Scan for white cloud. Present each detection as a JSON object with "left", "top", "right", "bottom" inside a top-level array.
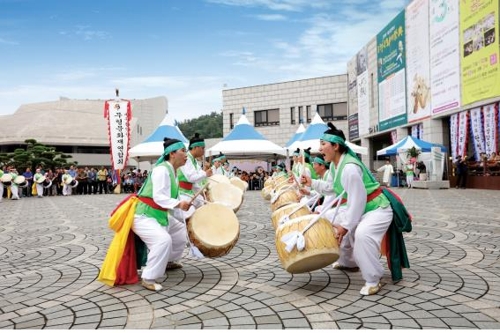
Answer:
[
  {"left": 206, "top": 0, "right": 331, "bottom": 11},
  {"left": 254, "top": 14, "right": 287, "bottom": 21}
]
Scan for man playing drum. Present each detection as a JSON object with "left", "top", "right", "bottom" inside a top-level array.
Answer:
[
  {"left": 173, "top": 133, "right": 213, "bottom": 270},
  {"left": 34, "top": 168, "right": 45, "bottom": 198},
  {"left": 300, "top": 123, "right": 393, "bottom": 296},
  {"left": 178, "top": 133, "right": 213, "bottom": 209},
  {"left": 133, "top": 137, "right": 192, "bottom": 291},
  {"left": 8, "top": 166, "right": 21, "bottom": 200}
]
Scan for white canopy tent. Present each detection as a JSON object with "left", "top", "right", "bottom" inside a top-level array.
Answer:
[
  {"left": 206, "top": 113, "right": 287, "bottom": 160},
  {"left": 128, "top": 113, "right": 188, "bottom": 160},
  {"left": 287, "top": 113, "right": 368, "bottom": 155}
]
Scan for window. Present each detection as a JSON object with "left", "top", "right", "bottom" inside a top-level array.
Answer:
[
  {"left": 298, "top": 106, "right": 303, "bottom": 124},
  {"left": 254, "top": 109, "right": 280, "bottom": 127},
  {"left": 230, "top": 113, "right": 234, "bottom": 129},
  {"left": 306, "top": 105, "right": 311, "bottom": 123},
  {"left": 290, "top": 107, "right": 295, "bottom": 125},
  {"left": 317, "top": 103, "right": 348, "bottom": 121}
]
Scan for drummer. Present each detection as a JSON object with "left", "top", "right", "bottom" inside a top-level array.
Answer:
[
  {"left": 0, "top": 168, "right": 4, "bottom": 202},
  {"left": 300, "top": 123, "right": 393, "bottom": 296},
  {"left": 33, "top": 168, "right": 45, "bottom": 198},
  {"left": 133, "top": 137, "right": 192, "bottom": 291},
  {"left": 8, "top": 166, "right": 20, "bottom": 200},
  {"left": 62, "top": 170, "right": 72, "bottom": 196},
  {"left": 178, "top": 132, "right": 213, "bottom": 209},
  {"left": 300, "top": 155, "right": 334, "bottom": 215},
  {"left": 211, "top": 153, "right": 226, "bottom": 175}
]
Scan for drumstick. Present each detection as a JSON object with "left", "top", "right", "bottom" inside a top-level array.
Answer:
[
  {"left": 188, "top": 182, "right": 210, "bottom": 205},
  {"left": 185, "top": 193, "right": 211, "bottom": 204}
]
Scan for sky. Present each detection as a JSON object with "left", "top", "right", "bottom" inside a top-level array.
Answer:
[{"left": 0, "top": 0, "right": 411, "bottom": 122}]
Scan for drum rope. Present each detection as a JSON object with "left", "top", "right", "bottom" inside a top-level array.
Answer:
[
  {"left": 281, "top": 190, "right": 345, "bottom": 253},
  {"left": 277, "top": 191, "right": 321, "bottom": 227}
]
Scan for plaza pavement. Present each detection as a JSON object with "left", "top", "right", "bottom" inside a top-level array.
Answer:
[{"left": 0, "top": 187, "right": 499, "bottom": 329}]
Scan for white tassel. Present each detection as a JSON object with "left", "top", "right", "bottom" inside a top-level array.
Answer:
[{"left": 188, "top": 243, "right": 205, "bottom": 259}]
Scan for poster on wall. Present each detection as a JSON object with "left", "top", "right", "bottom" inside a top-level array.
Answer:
[
  {"left": 377, "top": 10, "right": 407, "bottom": 131},
  {"left": 406, "top": 0, "right": 431, "bottom": 123},
  {"left": 430, "top": 0, "right": 460, "bottom": 114},
  {"left": 347, "top": 56, "right": 358, "bottom": 117},
  {"left": 357, "top": 46, "right": 370, "bottom": 136},
  {"left": 460, "top": 0, "right": 500, "bottom": 105},
  {"left": 348, "top": 113, "right": 359, "bottom": 141}
]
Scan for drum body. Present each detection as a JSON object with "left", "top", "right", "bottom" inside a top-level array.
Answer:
[
  {"left": 206, "top": 182, "right": 243, "bottom": 213},
  {"left": 275, "top": 215, "right": 339, "bottom": 274},
  {"left": 270, "top": 187, "right": 299, "bottom": 211},
  {"left": 271, "top": 203, "right": 310, "bottom": 230},
  {"left": 43, "top": 179, "right": 53, "bottom": 189},
  {"left": 187, "top": 203, "right": 240, "bottom": 257},
  {"left": 261, "top": 185, "right": 273, "bottom": 201}
]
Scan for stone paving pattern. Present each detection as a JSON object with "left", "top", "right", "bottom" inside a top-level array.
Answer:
[{"left": 0, "top": 188, "right": 499, "bottom": 329}]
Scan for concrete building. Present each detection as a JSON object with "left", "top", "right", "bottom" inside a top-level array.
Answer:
[
  {"left": 0, "top": 96, "right": 167, "bottom": 168},
  {"left": 221, "top": 75, "right": 349, "bottom": 149}
]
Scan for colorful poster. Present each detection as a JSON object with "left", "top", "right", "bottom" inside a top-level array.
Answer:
[
  {"left": 347, "top": 55, "right": 358, "bottom": 117},
  {"left": 406, "top": 0, "right": 431, "bottom": 122},
  {"left": 483, "top": 103, "right": 498, "bottom": 155},
  {"left": 430, "top": 0, "right": 460, "bottom": 114},
  {"left": 377, "top": 10, "right": 407, "bottom": 131},
  {"left": 104, "top": 100, "right": 132, "bottom": 171},
  {"left": 460, "top": 0, "right": 500, "bottom": 105},
  {"left": 357, "top": 46, "right": 370, "bottom": 136},
  {"left": 348, "top": 113, "right": 359, "bottom": 141}
]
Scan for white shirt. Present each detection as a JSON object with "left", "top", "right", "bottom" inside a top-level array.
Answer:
[
  {"left": 311, "top": 158, "right": 367, "bottom": 231},
  {"left": 178, "top": 153, "right": 207, "bottom": 192}
]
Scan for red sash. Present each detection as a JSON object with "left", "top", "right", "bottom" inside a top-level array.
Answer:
[
  {"left": 137, "top": 196, "right": 169, "bottom": 211},
  {"left": 340, "top": 187, "right": 383, "bottom": 205},
  {"left": 179, "top": 181, "right": 193, "bottom": 190}
]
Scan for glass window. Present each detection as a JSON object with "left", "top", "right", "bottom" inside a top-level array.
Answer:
[
  {"left": 254, "top": 109, "right": 280, "bottom": 127},
  {"left": 306, "top": 105, "right": 311, "bottom": 123},
  {"left": 290, "top": 107, "right": 295, "bottom": 125},
  {"left": 230, "top": 113, "right": 234, "bottom": 129},
  {"left": 298, "top": 106, "right": 303, "bottom": 123}
]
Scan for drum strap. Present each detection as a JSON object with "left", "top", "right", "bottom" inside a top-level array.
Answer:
[
  {"left": 179, "top": 181, "right": 193, "bottom": 190},
  {"left": 137, "top": 197, "right": 169, "bottom": 211},
  {"left": 339, "top": 187, "right": 382, "bottom": 205}
]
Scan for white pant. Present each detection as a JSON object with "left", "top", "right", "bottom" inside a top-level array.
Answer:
[
  {"left": 0, "top": 184, "right": 3, "bottom": 201},
  {"left": 334, "top": 206, "right": 393, "bottom": 285},
  {"left": 36, "top": 183, "right": 44, "bottom": 197},
  {"left": 63, "top": 184, "right": 72, "bottom": 196},
  {"left": 10, "top": 185, "right": 19, "bottom": 199},
  {"left": 406, "top": 175, "right": 414, "bottom": 187},
  {"left": 132, "top": 213, "right": 187, "bottom": 280}
]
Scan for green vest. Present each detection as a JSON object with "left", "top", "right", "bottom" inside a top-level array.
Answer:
[
  {"left": 333, "top": 154, "right": 390, "bottom": 214},
  {"left": 305, "top": 162, "right": 318, "bottom": 180},
  {"left": 177, "top": 152, "right": 198, "bottom": 196},
  {"left": 0, "top": 170, "right": 3, "bottom": 178},
  {"left": 136, "top": 162, "right": 179, "bottom": 227}
]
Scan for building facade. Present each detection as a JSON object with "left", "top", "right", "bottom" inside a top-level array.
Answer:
[
  {"left": 0, "top": 96, "right": 168, "bottom": 168},
  {"left": 222, "top": 75, "right": 349, "bottom": 149}
]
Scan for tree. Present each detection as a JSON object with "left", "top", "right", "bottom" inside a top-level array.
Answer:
[
  {"left": 0, "top": 139, "right": 76, "bottom": 171},
  {"left": 178, "top": 111, "right": 223, "bottom": 139}
]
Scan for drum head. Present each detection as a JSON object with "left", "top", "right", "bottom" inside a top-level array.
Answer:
[
  {"left": 36, "top": 175, "right": 46, "bottom": 183},
  {"left": 207, "top": 174, "right": 230, "bottom": 190},
  {"left": 188, "top": 203, "right": 239, "bottom": 257},
  {"left": 229, "top": 177, "right": 248, "bottom": 192},
  {"left": 14, "top": 175, "right": 26, "bottom": 185},
  {"left": 207, "top": 182, "right": 243, "bottom": 212},
  {"left": 1, "top": 174, "right": 13, "bottom": 183}
]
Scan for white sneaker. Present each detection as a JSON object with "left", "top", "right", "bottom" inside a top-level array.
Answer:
[{"left": 360, "top": 282, "right": 382, "bottom": 296}]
